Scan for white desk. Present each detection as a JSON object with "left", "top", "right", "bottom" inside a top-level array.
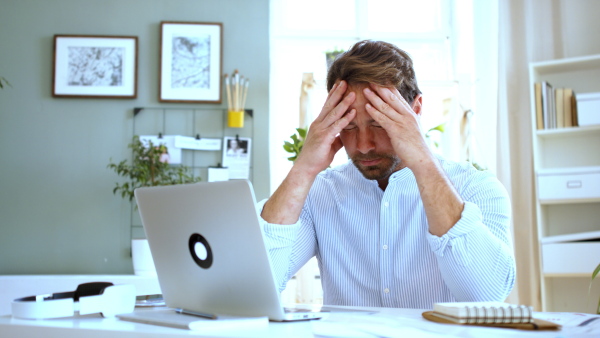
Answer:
[{"left": 0, "top": 307, "right": 597, "bottom": 338}]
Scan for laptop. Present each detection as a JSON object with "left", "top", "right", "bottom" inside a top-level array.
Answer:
[{"left": 132, "top": 179, "right": 326, "bottom": 321}]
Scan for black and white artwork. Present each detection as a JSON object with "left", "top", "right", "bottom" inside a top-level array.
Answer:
[
  {"left": 160, "top": 22, "right": 222, "bottom": 103},
  {"left": 171, "top": 36, "right": 211, "bottom": 89},
  {"left": 68, "top": 46, "right": 124, "bottom": 86},
  {"left": 53, "top": 35, "right": 138, "bottom": 98}
]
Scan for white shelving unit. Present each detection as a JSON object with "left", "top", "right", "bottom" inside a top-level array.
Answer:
[{"left": 529, "top": 55, "right": 600, "bottom": 312}]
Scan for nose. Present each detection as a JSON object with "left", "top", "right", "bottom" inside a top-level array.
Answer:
[{"left": 356, "top": 127, "right": 375, "bottom": 154}]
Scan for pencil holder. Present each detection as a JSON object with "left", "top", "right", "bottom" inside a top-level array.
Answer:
[{"left": 228, "top": 110, "right": 244, "bottom": 128}]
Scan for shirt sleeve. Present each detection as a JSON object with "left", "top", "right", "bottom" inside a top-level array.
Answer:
[
  {"left": 426, "top": 172, "right": 516, "bottom": 302},
  {"left": 256, "top": 198, "right": 316, "bottom": 292}
]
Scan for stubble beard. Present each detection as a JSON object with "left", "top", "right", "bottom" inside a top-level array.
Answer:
[{"left": 350, "top": 152, "right": 402, "bottom": 181}]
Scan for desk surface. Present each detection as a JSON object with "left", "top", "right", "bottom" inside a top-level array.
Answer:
[{"left": 1, "top": 306, "right": 598, "bottom": 338}]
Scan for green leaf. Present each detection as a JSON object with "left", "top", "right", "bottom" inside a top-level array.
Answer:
[
  {"left": 283, "top": 142, "right": 294, "bottom": 152},
  {"left": 592, "top": 263, "right": 600, "bottom": 280},
  {"left": 282, "top": 128, "right": 306, "bottom": 163},
  {"left": 297, "top": 127, "right": 307, "bottom": 139},
  {"left": 430, "top": 123, "right": 445, "bottom": 133}
]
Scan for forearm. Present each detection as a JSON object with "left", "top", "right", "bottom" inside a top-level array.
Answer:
[
  {"left": 411, "top": 156, "right": 464, "bottom": 236},
  {"left": 428, "top": 198, "right": 515, "bottom": 301},
  {"left": 261, "top": 165, "right": 318, "bottom": 225},
  {"left": 433, "top": 223, "right": 515, "bottom": 300},
  {"left": 258, "top": 199, "right": 317, "bottom": 292}
]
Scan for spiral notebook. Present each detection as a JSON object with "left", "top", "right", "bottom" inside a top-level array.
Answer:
[{"left": 422, "top": 302, "right": 561, "bottom": 331}]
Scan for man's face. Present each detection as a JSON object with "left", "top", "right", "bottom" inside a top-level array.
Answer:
[{"left": 339, "top": 84, "right": 402, "bottom": 181}]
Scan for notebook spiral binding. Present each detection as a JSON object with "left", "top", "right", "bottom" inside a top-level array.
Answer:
[{"left": 464, "top": 305, "right": 533, "bottom": 324}]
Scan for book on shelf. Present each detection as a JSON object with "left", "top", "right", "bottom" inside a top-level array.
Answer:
[
  {"left": 549, "top": 84, "right": 556, "bottom": 128},
  {"left": 541, "top": 81, "right": 553, "bottom": 129},
  {"left": 571, "top": 89, "right": 579, "bottom": 126},
  {"left": 563, "top": 88, "right": 574, "bottom": 127},
  {"left": 534, "top": 81, "right": 579, "bottom": 129},
  {"left": 534, "top": 82, "right": 544, "bottom": 129},
  {"left": 555, "top": 87, "right": 565, "bottom": 128},
  {"left": 422, "top": 301, "right": 561, "bottom": 331}
]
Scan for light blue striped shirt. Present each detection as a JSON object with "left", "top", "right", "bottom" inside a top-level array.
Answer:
[{"left": 258, "top": 157, "right": 515, "bottom": 309}]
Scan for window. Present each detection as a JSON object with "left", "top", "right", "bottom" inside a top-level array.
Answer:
[{"left": 270, "top": 0, "right": 462, "bottom": 191}]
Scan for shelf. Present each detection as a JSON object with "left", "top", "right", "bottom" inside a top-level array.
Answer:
[
  {"left": 543, "top": 273, "right": 593, "bottom": 278},
  {"left": 530, "top": 54, "right": 600, "bottom": 312},
  {"left": 536, "top": 124, "right": 600, "bottom": 138},
  {"left": 541, "top": 230, "right": 600, "bottom": 244},
  {"left": 540, "top": 197, "right": 600, "bottom": 205},
  {"left": 537, "top": 165, "right": 600, "bottom": 175},
  {"left": 531, "top": 54, "right": 600, "bottom": 75}
]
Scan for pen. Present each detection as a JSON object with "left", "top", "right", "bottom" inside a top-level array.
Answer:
[{"left": 175, "top": 308, "right": 219, "bottom": 320}]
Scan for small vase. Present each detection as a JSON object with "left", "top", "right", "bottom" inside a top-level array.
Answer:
[{"left": 131, "top": 239, "right": 157, "bottom": 277}]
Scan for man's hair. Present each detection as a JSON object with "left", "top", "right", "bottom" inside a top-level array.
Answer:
[{"left": 326, "top": 40, "right": 421, "bottom": 104}]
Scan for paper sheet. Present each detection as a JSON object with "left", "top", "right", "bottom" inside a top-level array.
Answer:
[
  {"left": 174, "top": 136, "right": 221, "bottom": 151},
  {"left": 222, "top": 136, "right": 251, "bottom": 179},
  {"left": 208, "top": 167, "right": 229, "bottom": 182}
]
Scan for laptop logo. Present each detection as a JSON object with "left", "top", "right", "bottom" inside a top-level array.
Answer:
[{"left": 188, "top": 233, "right": 213, "bottom": 269}]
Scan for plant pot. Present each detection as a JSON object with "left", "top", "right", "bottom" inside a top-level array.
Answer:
[{"left": 131, "top": 239, "right": 157, "bottom": 277}]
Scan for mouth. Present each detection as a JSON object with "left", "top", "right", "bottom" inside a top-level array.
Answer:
[{"left": 359, "top": 158, "right": 382, "bottom": 167}]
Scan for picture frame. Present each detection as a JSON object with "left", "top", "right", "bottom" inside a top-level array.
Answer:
[
  {"left": 53, "top": 35, "right": 138, "bottom": 98},
  {"left": 159, "top": 21, "right": 223, "bottom": 103}
]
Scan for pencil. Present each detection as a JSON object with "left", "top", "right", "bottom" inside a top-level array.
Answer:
[
  {"left": 224, "top": 74, "right": 232, "bottom": 112},
  {"left": 241, "top": 79, "right": 249, "bottom": 111},
  {"left": 234, "top": 70, "right": 240, "bottom": 111}
]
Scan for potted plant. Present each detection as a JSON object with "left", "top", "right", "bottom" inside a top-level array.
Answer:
[
  {"left": 108, "top": 135, "right": 201, "bottom": 275},
  {"left": 108, "top": 135, "right": 201, "bottom": 201}
]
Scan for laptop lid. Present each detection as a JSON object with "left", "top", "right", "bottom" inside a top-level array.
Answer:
[{"left": 134, "top": 180, "right": 320, "bottom": 321}]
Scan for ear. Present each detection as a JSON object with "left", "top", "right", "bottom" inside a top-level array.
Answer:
[{"left": 411, "top": 94, "right": 423, "bottom": 115}]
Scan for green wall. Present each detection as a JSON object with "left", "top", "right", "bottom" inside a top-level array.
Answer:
[{"left": 0, "top": 0, "right": 270, "bottom": 274}]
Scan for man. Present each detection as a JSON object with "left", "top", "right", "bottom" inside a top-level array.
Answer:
[{"left": 259, "top": 40, "right": 515, "bottom": 309}]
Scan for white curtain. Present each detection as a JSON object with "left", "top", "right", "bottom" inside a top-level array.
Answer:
[{"left": 497, "top": 0, "right": 562, "bottom": 310}]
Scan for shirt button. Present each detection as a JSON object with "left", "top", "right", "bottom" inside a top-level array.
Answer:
[
  {"left": 382, "top": 245, "right": 388, "bottom": 250},
  {"left": 384, "top": 202, "right": 389, "bottom": 207},
  {"left": 384, "top": 288, "right": 390, "bottom": 294}
]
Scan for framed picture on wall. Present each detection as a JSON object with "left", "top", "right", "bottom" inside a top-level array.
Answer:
[
  {"left": 159, "top": 21, "right": 223, "bottom": 103},
  {"left": 52, "top": 35, "right": 138, "bottom": 98}
]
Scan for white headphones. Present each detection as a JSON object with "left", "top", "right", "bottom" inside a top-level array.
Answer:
[{"left": 12, "top": 282, "right": 136, "bottom": 319}]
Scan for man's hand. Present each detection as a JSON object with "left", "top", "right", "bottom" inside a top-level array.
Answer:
[
  {"left": 261, "top": 81, "right": 356, "bottom": 225},
  {"left": 294, "top": 80, "right": 357, "bottom": 176},
  {"left": 362, "top": 84, "right": 464, "bottom": 236},
  {"left": 361, "top": 84, "right": 432, "bottom": 170}
]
